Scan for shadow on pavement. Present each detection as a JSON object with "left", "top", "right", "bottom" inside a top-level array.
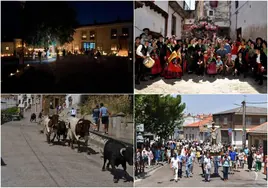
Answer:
[
  {"left": 107, "top": 167, "right": 134, "bottom": 183},
  {"left": 1, "top": 158, "right": 7, "bottom": 166}
]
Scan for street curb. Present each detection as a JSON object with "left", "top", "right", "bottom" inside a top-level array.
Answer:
[{"left": 135, "top": 162, "right": 168, "bottom": 182}]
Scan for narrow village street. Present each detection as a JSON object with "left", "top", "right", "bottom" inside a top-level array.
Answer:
[
  {"left": 1, "top": 117, "right": 133, "bottom": 187},
  {"left": 135, "top": 162, "right": 267, "bottom": 187}
]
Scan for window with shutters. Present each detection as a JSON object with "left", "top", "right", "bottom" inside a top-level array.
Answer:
[
  {"left": 260, "top": 117, "right": 266, "bottom": 124},
  {"left": 122, "top": 28, "right": 129, "bottom": 38},
  {"left": 171, "top": 15, "right": 176, "bottom": 35},
  {"left": 111, "top": 29, "right": 117, "bottom": 39},
  {"left": 246, "top": 117, "right": 252, "bottom": 126},
  {"left": 224, "top": 117, "right": 228, "bottom": 124},
  {"left": 235, "top": 1, "right": 239, "bottom": 9},
  {"left": 90, "top": 31, "right": 95, "bottom": 40}
]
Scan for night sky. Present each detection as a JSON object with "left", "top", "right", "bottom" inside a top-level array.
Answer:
[
  {"left": 68, "top": 1, "right": 133, "bottom": 25},
  {"left": 1, "top": 1, "right": 133, "bottom": 40}
]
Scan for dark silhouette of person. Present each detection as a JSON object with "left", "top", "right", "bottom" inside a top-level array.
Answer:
[{"left": 1, "top": 157, "right": 6, "bottom": 166}]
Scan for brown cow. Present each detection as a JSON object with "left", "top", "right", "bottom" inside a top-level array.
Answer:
[{"left": 44, "top": 114, "right": 59, "bottom": 144}]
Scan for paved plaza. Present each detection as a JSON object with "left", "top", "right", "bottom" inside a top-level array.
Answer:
[
  {"left": 135, "top": 74, "right": 267, "bottom": 94},
  {"left": 2, "top": 56, "right": 133, "bottom": 93}
]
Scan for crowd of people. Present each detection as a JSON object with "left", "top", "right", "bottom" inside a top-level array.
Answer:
[
  {"left": 135, "top": 139, "right": 267, "bottom": 182},
  {"left": 135, "top": 28, "right": 267, "bottom": 86}
]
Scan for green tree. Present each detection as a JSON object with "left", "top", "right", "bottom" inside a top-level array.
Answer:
[
  {"left": 81, "top": 95, "right": 133, "bottom": 116},
  {"left": 135, "top": 95, "right": 185, "bottom": 140}
]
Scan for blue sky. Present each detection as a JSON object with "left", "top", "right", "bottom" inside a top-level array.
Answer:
[
  {"left": 185, "top": 0, "right": 195, "bottom": 10},
  {"left": 175, "top": 94, "right": 267, "bottom": 115}
]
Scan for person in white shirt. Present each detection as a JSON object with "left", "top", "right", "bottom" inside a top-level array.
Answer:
[
  {"left": 204, "top": 153, "right": 212, "bottom": 182},
  {"left": 135, "top": 39, "right": 150, "bottom": 84},
  {"left": 147, "top": 148, "right": 153, "bottom": 167},
  {"left": 171, "top": 153, "right": 179, "bottom": 182}
]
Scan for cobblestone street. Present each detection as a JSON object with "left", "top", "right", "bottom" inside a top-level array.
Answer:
[{"left": 135, "top": 74, "right": 267, "bottom": 94}]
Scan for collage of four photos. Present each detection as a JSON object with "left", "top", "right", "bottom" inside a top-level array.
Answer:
[{"left": 1, "top": 0, "right": 267, "bottom": 187}]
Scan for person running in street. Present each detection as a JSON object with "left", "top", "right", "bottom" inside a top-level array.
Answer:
[
  {"left": 204, "top": 153, "right": 211, "bottom": 182},
  {"left": 185, "top": 153, "right": 193, "bottom": 178},
  {"left": 177, "top": 151, "right": 183, "bottom": 179},
  {"left": 200, "top": 151, "right": 205, "bottom": 177},
  {"left": 70, "top": 108, "right": 76, "bottom": 117},
  {"left": 255, "top": 151, "right": 262, "bottom": 172},
  {"left": 213, "top": 155, "right": 220, "bottom": 175},
  {"left": 99, "top": 103, "right": 110, "bottom": 134},
  {"left": 247, "top": 150, "right": 253, "bottom": 171},
  {"left": 222, "top": 153, "right": 230, "bottom": 181},
  {"left": 171, "top": 153, "right": 179, "bottom": 182}
]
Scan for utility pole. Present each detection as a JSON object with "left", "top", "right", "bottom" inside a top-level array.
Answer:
[{"left": 242, "top": 100, "right": 246, "bottom": 149}]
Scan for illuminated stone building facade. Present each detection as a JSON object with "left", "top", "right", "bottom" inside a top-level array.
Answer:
[{"left": 63, "top": 20, "right": 133, "bottom": 56}]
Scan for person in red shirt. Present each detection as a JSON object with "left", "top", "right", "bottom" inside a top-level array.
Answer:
[{"left": 231, "top": 41, "right": 238, "bottom": 61}]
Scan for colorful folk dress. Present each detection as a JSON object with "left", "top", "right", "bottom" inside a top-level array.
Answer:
[
  {"left": 151, "top": 48, "right": 162, "bottom": 75},
  {"left": 163, "top": 51, "right": 182, "bottom": 79}
]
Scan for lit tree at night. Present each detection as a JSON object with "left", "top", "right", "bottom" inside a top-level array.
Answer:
[{"left": 22, "top": 1, "right": 78, "bottom": 48}]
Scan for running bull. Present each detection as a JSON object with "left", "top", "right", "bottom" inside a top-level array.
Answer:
[
  {"left": 67, "top": 117, "right": 94, "bottom": 152},
  {"left": 102, "top": 139, "right": 133, "bottom": 183}
]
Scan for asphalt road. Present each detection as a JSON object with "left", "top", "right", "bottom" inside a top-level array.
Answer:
[
  {"left": 1, "top": 55, "right": 133, "bottom": 93},
  {"left": 135, "top": 161, "right": 267, "bottom": 187},
  {"left": 1, "top": 120, "right": 133, "bottom": 187}
]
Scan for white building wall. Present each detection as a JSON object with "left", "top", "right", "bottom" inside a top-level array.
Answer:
[
  {"left": 1, "top": 97, "right": 17, "bottom": 110},
  {"left": 230, "top": 1, "right": 267, "bottom": 40},
  {"left": 135, "top": 6, "right": 166, "bottom": 37},
  {"left": 232, "top": 130, "right": 248, "bottom": 147},
  {"left": 167, "top": 5, "right": 183, "bottom": 38},
  {"left": 154, "top": 1, "right": 169, "bottom": 13},
  {"left": 65, "top": 94, "right": 82, "bottom": 108},
  {"left": 183, "top": 127, "right": 200, "bottom": 140}
]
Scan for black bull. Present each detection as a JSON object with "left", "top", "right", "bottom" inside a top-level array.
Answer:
[
  {"left": 47, "top": 115, "right": 67, "bottom": 145},
  {"left": 102, "top": 139, "right": 133, "bottom": 183},
  {"left": 30, "top": 113, "right": 36, "bottom": 122}
]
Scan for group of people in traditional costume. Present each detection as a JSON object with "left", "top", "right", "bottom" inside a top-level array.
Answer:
[{"left": 135, "top": 28, "right": 267, "bottom": 86}]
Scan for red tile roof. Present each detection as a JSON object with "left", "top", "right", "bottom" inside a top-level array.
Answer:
[
  {"left": 185, "top": 116, "right": 213, "bottom": 127},
  {"left": 248, "top": 122, "right": 267, "bottom": 133}
]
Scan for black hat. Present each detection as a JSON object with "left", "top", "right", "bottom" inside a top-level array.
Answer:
[
  {"left": 254, "top": 46, "right": 261, "bottom": 51},
  {"left": 256, "top": 37, "right": 263, "bottom": 42},
  {"left": 143, "top": 28, "right": 150, "bottom": 32},
  {"left": 173, "top": 45, "right": 180, "bottom": 52}
]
